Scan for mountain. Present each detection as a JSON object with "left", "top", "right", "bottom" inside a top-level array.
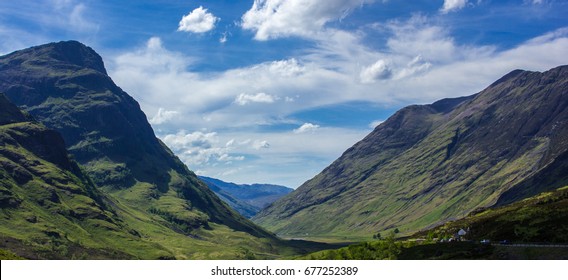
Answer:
[
  {"left": 253, "top": 65, "right": 568, "bottom": 240},
  {"left": 0, "top": 41, "right": 282, "bottom": 259},
  {"left": 198, "top": 176, "right": 293, "bottom": 218},
  {"left": 0, "top": 93, "right": 168, "bottom": 259}
]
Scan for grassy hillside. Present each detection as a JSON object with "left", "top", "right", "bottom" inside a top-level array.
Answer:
[
  {"left": 0, "top": 41, "right": 298, "bottom": 259},
  {"left": 414, "top": 186, "right": 568, "bottom": 243},
  {"left": 301, "top": 186, "right": 568, "bottom": 260},
  {"left": 254, "top": 66, "right": 568, "bottom": 239}
]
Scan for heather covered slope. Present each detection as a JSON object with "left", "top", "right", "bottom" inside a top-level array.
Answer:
[
  {"left": 0, "top": 41, "right": 285, "bottom": 258},
  {"left": 254, "top": 66, "right": 568, "bottom": 239}
]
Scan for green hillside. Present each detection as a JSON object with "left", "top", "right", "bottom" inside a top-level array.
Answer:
[
  {"left": 254, "top": 66, "right": 568, "bottom": 240},
  {"left": 0, "top": 41, "right": 299, "bottom": 259},
  {"left": 301, "top": 186, "right": 568, "bottom": 260},
  {"left": 416, "top": 186, "right": 568, "bottom": 243}
]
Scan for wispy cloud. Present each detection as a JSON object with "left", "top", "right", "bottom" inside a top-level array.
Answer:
[
  {"left": 234, "top": 92, "right": 278, "bottom": 105},
  {"left": 158, "top": 127, "right": 368, "bottom": 187},
  {"left": 369, "top": 120, "right": 384, "bottom": 129},
  {"left": 109, "top": 15, "right": 568, "bottom": 186},
  {"left": 149, "top": 108, "right": 179, "bottom": 125}
]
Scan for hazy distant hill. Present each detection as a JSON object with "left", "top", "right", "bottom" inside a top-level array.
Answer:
[
  {"left": 0, "top": 41, "right": 284, "bottom": 259},
  {"left": 199, "top": 176, "right": 293, "bottom": 218},
  {"left": 254, "top": 65, "right": 568, "bottom": 239}
]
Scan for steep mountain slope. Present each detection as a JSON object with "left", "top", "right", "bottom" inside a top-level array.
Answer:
[
  {"left": 199, "top": 176, "right": 293, "bottom": 218},
  {"left": 0, "top": 41, "right": 280, "bottom": 258},
  {"left": 0, "top": 94, "right": 172, "bottom": 259},
  {"left": 254, "top": 65, "right": 568, "bottom": 239}
]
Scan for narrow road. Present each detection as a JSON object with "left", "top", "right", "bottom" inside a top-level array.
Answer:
[{"left": 494, "top": 243, "right": 568, "bottom": 248}]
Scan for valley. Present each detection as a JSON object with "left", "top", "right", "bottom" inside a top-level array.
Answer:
[{"left": 1, "top": 41, "right": 567, "bottom": 260}]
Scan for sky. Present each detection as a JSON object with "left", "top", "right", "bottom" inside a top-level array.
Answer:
[{"left": 1, "top": 0, "right": 567, "bottom": 188}]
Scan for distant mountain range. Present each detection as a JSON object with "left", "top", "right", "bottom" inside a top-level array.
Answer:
[
  {"left": 198, "top": 176, "right": 293, "bottom": 218},
  {"left": 254, "top": 65, "right": 568, "bottom": 240},
  {"left": 0, "top": 41, "right": 286, "bottom": 259}
]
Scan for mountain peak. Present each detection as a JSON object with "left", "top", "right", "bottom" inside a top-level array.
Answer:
[{"left": 1, "top": 40, "right": 107, "bottom": 75}]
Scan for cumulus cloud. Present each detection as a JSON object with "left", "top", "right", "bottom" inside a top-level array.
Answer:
[
  {"left": 234, "top": 92, "right": 279, "bottom": 105},
  {"left": 360, "top": 59, "right": 392, "bottom": 83},
  {"left": 440, "top": 0, "right": 468, "bottom": 14},
  {"left": 294, "top": 123, "right": 320, "bottom": 134},
  {"left": 178, "top": 6, "right": 219, "bottom": 33},
  {"left": 161, "top": 130, "right": 245, "bottom": 166},
  {"left": 267, "top": 58, "right": 305, "bottom": 77},
  {"left": 241, "top": 0, "right": 377, "bottom": 40},
  {"left": 149, "top": 108, "right": 179, "bottom": 125}
]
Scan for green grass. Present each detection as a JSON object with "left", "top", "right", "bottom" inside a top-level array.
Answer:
[
  {"left": 296, "top": 186, "right": 568, "bottom": 260},
  {"left": 412, "top": 186, "right": 568, "bottom": 243},
  {"left": 1, "top": 121, "right": 304, "bottom": 259}
]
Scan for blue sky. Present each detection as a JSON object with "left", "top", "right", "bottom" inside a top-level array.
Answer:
[{"left": 1, "top": 0, "right": 567, "bottom": 188}]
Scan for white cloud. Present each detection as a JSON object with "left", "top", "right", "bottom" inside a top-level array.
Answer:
[
  {"left": 68, "top": 3, "right": 99, "bottom": 32},
  {"left": 360, "top": 59, "right": 392, "bottom": 83},
  {"left": 369, "top": 120, "right": 384, "bottom": 129},
  {"left": 241, "top": 0, "right": 377, "bottom": 40},
  {"left": 158, "top": 127, "right": 369, "bottom": 187},
  {"left": 267, "top": 58, "right": 305, "bottom": 76},
  {"left": 294, "top": 123, "right": 320, "bottom": 134},
  {"left": 178, "top": 6, "right": 219, "bottom": 33},
  {"left": 161, "top": 130, "right": 246, "bottom": 166},
  {"left": 149, "top": 108, "right": 179, "bottom": 125},
  {"left": 234, "top": 92, "right": 278, "bottom": 105},
  {"left": 219, "top": 32, "right": 228, "bottom": 43},
  {"left": 253, "top": 140, "right": 271, "bottom": 149},
  {"left": 440, "top": 0, "right": 468, "bottom": 14},
  {"left": 394, "top": 55, "right": 432, "bottom": 80},
  {"left": 0, "top": 1, "right": 99, "bottom": 53},
  {"left": 109, "top": 26, "right": 568, "bottom": 187},
  {"left": 110, "top": 25, "right": 568, "bottom": 133}
]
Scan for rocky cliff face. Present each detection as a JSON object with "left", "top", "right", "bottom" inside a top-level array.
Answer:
[{"left": 254, "top": 65, "right": 568, "bottom": 238}]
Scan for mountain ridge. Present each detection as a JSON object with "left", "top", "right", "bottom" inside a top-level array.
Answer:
[
  {"left": 198, "top": 176, "right": 293, "bottom": 218},
  {"left": 0, "top": 41, "right": 284, "bottom": 258},
  {"left": 254, "top": 65, "right": 568, "bottom": 239}
]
